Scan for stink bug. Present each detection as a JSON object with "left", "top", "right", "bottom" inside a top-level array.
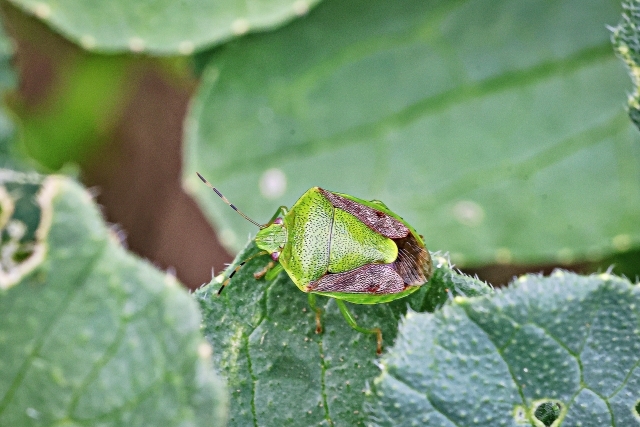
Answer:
[{"left": 197, "top": 172, "right": 433, "bottom": 354}]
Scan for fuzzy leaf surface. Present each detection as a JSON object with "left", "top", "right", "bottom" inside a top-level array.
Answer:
[
  {"left": 0, "top": 174, "right": 227, "bottom": 426},
  {"left": 186, "top": 0, "right": 640, "bottom": 267},
  {"left": 367, "top": 271, "right": 640, "bottom": 426},
  {"left": 196, "top": 242, "right": 492, "bottom": 426}
]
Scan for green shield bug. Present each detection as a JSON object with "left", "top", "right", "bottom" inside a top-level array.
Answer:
[{"left": 197, "top": 172, "right": 433, "bottom": 354}]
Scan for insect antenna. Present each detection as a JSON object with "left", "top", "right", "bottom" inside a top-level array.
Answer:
[
  {"left": 196, "top": 172, "right": 263, "bottom": 228},
  {"left": 217, "top": 250, "right": 268, "bottom": 295}
]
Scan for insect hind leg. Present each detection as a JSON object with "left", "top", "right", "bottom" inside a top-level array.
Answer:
[
  {"left": 335, "top": 299, "right": 383, "bottom": 355},
  {"left": 308, "top": 293, "right": 323, "bottom": 334}
]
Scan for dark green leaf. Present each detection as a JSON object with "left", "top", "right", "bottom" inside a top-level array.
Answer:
[
  {"left": 186, "top": 0, "right": 640, "bottom": 268},
  {"left": 0, "top": 173, "right": 227, "bottom": 426},
  {"left": 196, "top": 241, "right": 491, "bottom": 426},
  {"left": 366, "top": 271, "right": 640, "bottom": 426}
]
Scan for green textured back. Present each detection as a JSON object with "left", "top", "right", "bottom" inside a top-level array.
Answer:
[
  {"left": 280, "top": 188, "right": 333, "bottom": 290},
  {"left": 328, "top": 208, "right": 397, "bottom": 273}
]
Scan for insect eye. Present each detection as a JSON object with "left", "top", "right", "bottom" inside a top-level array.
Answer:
[
  {"left": 273, "top": 217, "right": 283, "bottom": 225},
  {"left": 271, "top": 251, "right": 280, "bottom": 261}
]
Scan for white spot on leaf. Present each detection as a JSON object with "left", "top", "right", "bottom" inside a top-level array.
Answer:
[
  {"left": 259, "top": 168, "right": 287, "bottom": 199},
  {"left": 178, "top": 41, "right": 195, "bottom": 55},
  {"left": 198, "top": 342, "right": 213, "bottom": 358},
  {"left": 128, "top": 37, "right": 145, "bottom": 53},
  {"left": 293, "top": 0, "right": 310, "bottom": 15},
  {"left": 80, "top": 35, "right": 96, "bottom": 50},
  {"left": 33, "top": 2, "right": 51, "bottom": 18},
  {"left": 25, "top": 408, "right": 39, "bottom": 419},
  {"left": 612, "top": 234, "right": 631, "bottom": 252},
  {"left": 231, "top": 19, "right": 250, "bottom": 35},
  {"left": 453, "top": 200, "right": 485, "bottom": 227}
]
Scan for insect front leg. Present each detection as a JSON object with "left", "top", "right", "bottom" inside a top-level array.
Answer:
[
  {"left": 253, "top": 261, "right": 274, "bottom": 279},
  {"left": 254, "top": 262, "right": 284, "bottom": 280},
  {"left": 335, "top": 299, "right": 383, "bottom": 355},
  {"left": 265, "top": 206, "right": 289, "bottom": 225},
  {"left": 307, "top": 293, "right": 323, "bottom": 334}
]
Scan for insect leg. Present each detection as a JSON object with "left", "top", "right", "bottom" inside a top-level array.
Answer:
[
  {"left": 217, "top": 250, "right": 268, "bottom": 295},
  {"left": 263, "top": 262, "right": 284, "bottom": 281},
  {"left": 307, "top": 293, "right": 323, "bottom": 334},
  {"left": 254, "top": 261, "right": 275, "bottom": 279},
  {"left": 265, "top": 206, "right": 289, "bottom": 225},
  {"left": 335, "top": 299, "right": 382, "bottom": 355}
]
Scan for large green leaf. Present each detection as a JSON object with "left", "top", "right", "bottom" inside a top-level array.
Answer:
[
  {"left": 0, "top": 173, "right": 227, "bottom": 426},
  {"left": 367, "top": 271, "right": 640, "bottom": 426},
  {"left": 6, "top": 0, "right": 321, "bottom": 54},
  {"left": 196, "top": 241, "right": 492, "bottom": 426},
  {"left": 185, "top": 0, "right": 640, "bottom": 268}
]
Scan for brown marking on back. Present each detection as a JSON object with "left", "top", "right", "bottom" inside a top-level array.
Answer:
[
  {"left": 318, "top": 189, "right": 409, "bottom": 239},
  {"left": 308, "top": 263, "right": 404, "bottom": 294},
  {"left": 392, "top": 233, "right": 432, "bottom": 286}
]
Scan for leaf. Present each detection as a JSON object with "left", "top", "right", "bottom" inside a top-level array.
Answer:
[
  {"left": 366, "top": 271, "right": 640, "bottom": 426},
  {"left": 6, "top": 0, "right": 321, "bottom": 55},
  {"left": 185, "top": 0, "right": 640, "bottom": 268},
  {"left": 612, "top": 0, "right": 640, "bottom": 131},
  {"left": 195, "top": 241, "right": 492, "bottom": 426},
  {"left": 0, "top": 173, "right": 227, "bottom": 426}
]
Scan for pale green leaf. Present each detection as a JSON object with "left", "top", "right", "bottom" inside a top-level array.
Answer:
[
  {"left": 6, "top": 0, "right": 321, "bottom": 55},
  {"left": 367, "top": 271, "right": 640, "bottom": 426},
  {"left": 0, "top": 173, "right": 227, "bottom": 426}
]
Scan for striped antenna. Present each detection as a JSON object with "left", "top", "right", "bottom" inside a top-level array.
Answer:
[{"left": 196, "top": 172, "right": 263, "bottom": 228}]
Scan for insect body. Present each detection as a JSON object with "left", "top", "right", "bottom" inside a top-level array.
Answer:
[{"left": 197, "top": 173, "right": 432, "bottom": 354}]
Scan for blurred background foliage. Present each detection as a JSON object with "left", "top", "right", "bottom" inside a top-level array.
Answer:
[{"left": 0, "top": 0, "right": 638, "bottom": 292}]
